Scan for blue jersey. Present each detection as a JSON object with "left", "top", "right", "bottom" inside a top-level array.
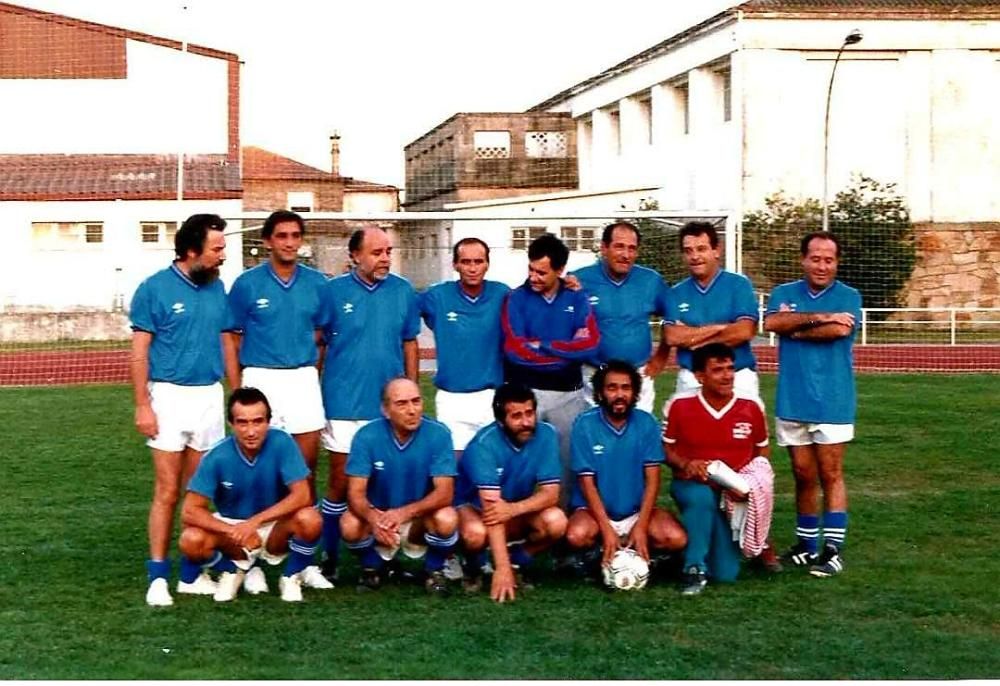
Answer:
[
  {"left": 572, "top": 260, "right": 670, "bottom": 367},
  {"left": 188, "top": 429, "right": 310, "bottom": 520},
  {"left": 228, "top": 263, "right": 328, "bottom": 369},
  {"left": 501, "top": 281, "right": 600, "bottom": 391},
  {"left": 666, "top": 270, "right": 759, "bottom": 372},
  {"left": 456, "top": 421, "right": 562, "bottom": 509},
  {"left": 420, "top": 280, "right": 509, "bottom": 393},
  {"left": 129, "top": 264, "right": 233, "bottom": 385},
  {"left": 346, "top": 417, "right": 456, "bottom": 510},
  {"left": 569, "top": 407, "right": 663, "bottom": 520},
  {"left": 767, "top": 279, "right": 862, "bottom": 424},
  {"left": 319, "top": 271, "right": 421, "bottom": 420}
]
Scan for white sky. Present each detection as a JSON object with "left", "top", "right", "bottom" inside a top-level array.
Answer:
[{"left": 15, "top": 0, "right": 737, "bottom": 187}]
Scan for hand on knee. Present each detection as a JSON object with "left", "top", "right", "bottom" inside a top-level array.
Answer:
[{"left": 430, "top": 506, "right": 458, "bottom": 536}]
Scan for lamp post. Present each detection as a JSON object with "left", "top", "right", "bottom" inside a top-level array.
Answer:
[{"left": 822, "top": 28, "right": 863, "bottom": 232}]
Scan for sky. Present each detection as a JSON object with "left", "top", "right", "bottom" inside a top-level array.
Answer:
[{"left": 15, "top": 0, "right": 737, "bottom": 187}]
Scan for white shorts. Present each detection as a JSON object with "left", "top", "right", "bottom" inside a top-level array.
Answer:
[
  {"left": 146, "top": 381, "right": 224, "bottom": 453},
  {"left": 241, "top": 366, "right": 325, "bottom": 435},
  {"left": 583, "top": 364, "right": 657, "bottom": 414},
  {"left": 435, "top": 388, "right": 495, "bottom": 450},
  {"left": 775, "top": 418, "right": 855, "bottom": 446},
  {"left": 374, "top": 520, "right": 426, "bottom": 561},
  {"left": 610, "top": 512, "right": 640, "bottom": 540},
  {"left": 674, "top": 367, "right": 761, "bottom": 402},
  {"left": 321, "top": 419, "right": 371, "bottom": 453},
  {"left": 213, "top": 513, "right": 286, "bottom": 569}
]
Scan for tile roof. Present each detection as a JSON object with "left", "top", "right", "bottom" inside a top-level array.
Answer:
[
  {"left": 242, "top": 146, "right": 335, "bottom": 181},
  {"left": 0, "top": 153, "right": 241, "bottom": 200},
  {"left": 739, "top": 0, "right": 1000, "bottom": 12}
]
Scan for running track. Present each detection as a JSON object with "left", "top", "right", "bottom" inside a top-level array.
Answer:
[{"left": 1, "top": 345, "right": 998, "bottom": 386}]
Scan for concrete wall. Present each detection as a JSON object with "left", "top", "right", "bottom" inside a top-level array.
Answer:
[
  {"left": 0, "top": 310, "right": 131, "bottom": 342},
  {"left": 906, "top": 224, "right": 1000, "bottom": 310}
]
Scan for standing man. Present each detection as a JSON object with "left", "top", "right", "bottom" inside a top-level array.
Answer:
[
  {"left": 501, "top": 232, "right": 600, "bottom": 494},
  {"left": 662, "top": 344, "right": 773, "bottom": 595},
  {"left": 456, "top": 382, "right": 567, "bottom": 602},
  {"left": 178, "top": 388, "right": 324, "bottom": 603},
  {"left": 420, "top": 238, "right": 510, "bottom": 455},
  {"left": 129, "top": 213, "right": 234, "bottom": 607},
  {"left": 340, "top": 378, "right": 458, "bottom": 596},
  {"left": 648, "top": 221, "right": 760, "bottom": 399},
  {"left": 318, "top": 227, "right": 421, "bottom": 582},
  {"left": 573, "top": 221, "right": 671, "bottom": 413},
  {"left": 225, "top": 210, "right": 332, "bottom": 592},
  {"left": 566, "top": 360, "right": 686, "bottom": 576},
  {"left": 764, "top": 232, "right": 861, "bottom": 577}
]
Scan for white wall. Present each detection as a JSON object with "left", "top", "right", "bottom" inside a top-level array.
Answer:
[
  {"left": 0, "top": 40, "right": 229, "bottom": 154},
  {"left": 0, "top": 199, "right": 242, "bottom": 310}
]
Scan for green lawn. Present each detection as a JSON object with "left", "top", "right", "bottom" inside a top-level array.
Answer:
[{"left": 0, "top": 374, "right": 997, "bottom": 679}]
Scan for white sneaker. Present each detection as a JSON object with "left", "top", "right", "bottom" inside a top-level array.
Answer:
[
  {"left": 146, "top": 578, "right": 174, "bottom": 607},
  {"left": 213, "top": 571, "right": 245, "bottom": 603},
  {"left": 176, "top": 571, "right": 217, "bottom": 596},
  {"left": 242, "top": 566, "right": 269, "bottom": 595},
  {"left": 299, "top": 564, "right": 334, "bottom": 590},
  {"left": 279, "top": 573, "right": 304, "bottom": 602},
  {"left": 442, "top": 555, "right": 464, "bottom": 581}
]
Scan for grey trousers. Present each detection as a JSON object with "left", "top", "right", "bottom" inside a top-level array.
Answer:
[{"left": 533, "top": 387, "right": 589, "bottom": 507}]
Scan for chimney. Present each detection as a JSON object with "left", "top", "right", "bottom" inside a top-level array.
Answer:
[{"left": 329, "top": 131, "right": 341, "bottom": 177}]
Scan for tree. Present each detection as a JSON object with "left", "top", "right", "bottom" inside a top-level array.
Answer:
[{"left": 742, "top": 175, "right": 916, "bottom": 317}]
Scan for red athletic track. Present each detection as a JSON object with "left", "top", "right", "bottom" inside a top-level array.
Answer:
[{"left": 1, "top": 345, "right": 997, "bottom": 387}]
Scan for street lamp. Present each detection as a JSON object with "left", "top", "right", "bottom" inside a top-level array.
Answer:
[{"left": 822, "top": 28, "right": 863, "bottom": 232}]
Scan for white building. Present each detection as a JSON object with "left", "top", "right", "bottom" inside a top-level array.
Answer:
[{"left": 0, "top": 2, "right": 242, "bottom": 313}]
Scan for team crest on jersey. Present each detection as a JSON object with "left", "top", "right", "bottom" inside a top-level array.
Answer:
[
  {"left": 588, "top": 295, "right": 600, "bottom": 305},
  {"left": 496, "top": 467, "right": 504, "bottom": 476},
  {"left": 678, "top": 302, "right": 690, "bottom": 313},
  {"left": 732, "top": 422, "right": 753, "bottom": 440},
  {"left": 446, "top": 311, "right": 459, "bottom": 322},
  {"left": 171, "top": 302, "right": 185, "bottom": 314},
  {"left": 592, "top": 443, "right": 605, "bottom": 455},
  {"left": 343, "top": 302, "right": 354, "bottom": 314},
  {"left": 565, "top": 305, "right": 575, "bottom": 313},
  {"left": 221, "top": 481, "right": 233, "bottom": 489},
  {"left": 255, "top": 298, "right": 270, "bottom": 309},
  {"left": 373, "top": 460, "right": 385, "bottom": 470}
]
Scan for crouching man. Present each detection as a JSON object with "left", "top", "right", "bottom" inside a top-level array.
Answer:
[
  {"left": 340, "top": 378, "right": 459, "bottom": 596},
  {"left": 178, "top": 387, "right": 325, "bottom": 603},
  {"left": 457, "top": 382, "right": 567, "bottom": 603}
]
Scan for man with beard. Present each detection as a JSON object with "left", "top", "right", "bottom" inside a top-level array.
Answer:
[
  {"left": 764, "top": 232, "right": 861, "bottom": 578},
  {"left": 129, "top": 213, "right": 235, "bottom": 606},
  {"left": 662, "top": 343, "right": 772, "bottom": 595},
  {"left": 456, "top": 382, "right": 567, "bottom": 602},
  {"left": 224, "top": 210, "right": 333, "bottom": 593},
  {"left": 340, "top": 378, "right": 458, "bottom": 596},
  {"left": 566, "top": 360, "right": 686, "bottom": 576},
  {"left": 317, "top": 227, "right": 421, "bottom": 583},
  {"left": 572, "top": 221, "right": 671, "bottom": 413},
  {"left": 419, "top": 238, "right": 510, "bottom": 457}
]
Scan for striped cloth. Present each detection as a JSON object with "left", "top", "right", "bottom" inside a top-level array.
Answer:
[{"left": 720, "top": 456, "right": 775, "bottom": 558}]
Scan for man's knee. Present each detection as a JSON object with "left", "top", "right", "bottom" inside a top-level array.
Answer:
[
  {"left": 565, "top": 517, "right": 597, "bottom": 549},
  {"left": 292, "top": 507, "right": 323, "bottom": 540},
  {"left": 429, "top": 506, "right": 458, "bottom": 536},
  {"left": 340, "top": 511, "right": 366, "bottom": 542},
  {"left": 178, "top": 527, "right": 212, "bottom": 559},
  {"left": 650, "top": 514, "right": 687, "bottom": 551},
  {"left": 538, "top": 507, "right": 568, "bottom": 540},
  {"left": 460, "top": 515, "right": 487, "bottom": 551}
]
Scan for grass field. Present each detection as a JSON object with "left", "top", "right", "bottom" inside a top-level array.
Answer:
[{"left": 1, "top": 374, "right": 998, "bottom": 679}]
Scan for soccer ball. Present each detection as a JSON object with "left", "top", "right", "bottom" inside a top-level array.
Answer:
[{"left": 601, "top": 548, "right": 650, "bottom": 591}]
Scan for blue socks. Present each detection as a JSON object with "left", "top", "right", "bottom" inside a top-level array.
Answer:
[
  {"left": 146, "top": 558, "right": 171, "bottom": 583},
  {"left": 796, "top": 514, "right": 821, "bottom": 554},
  {"left": 346, "top": 535, "right": 384, "bottom": 571},
  {"left": 424, "top": 531, "right": 458, "bottom": 572},
  {"left": 509, "top": 543, "right": 534, "bottom": 568},
  {"left": 286, "top": 537, "right": 318, "bottom": 577},
  {"left": 179, "top": 556, "right": 203, "bottom": 584},
  {"left": 823, "top": 511, "right": 848, "bottom": 550},
  {"left": 321, "top": 499, "right": 346, "bottom": 568}
]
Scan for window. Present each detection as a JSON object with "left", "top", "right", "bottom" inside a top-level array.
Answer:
[
  {"left": 525, "top": 131, "right": 568, "bottom": 158},
  {"left": 140, "top": 221, "right": 178, "bottom": 245},
  {"left": 474, "top": 130, "right": 511, "bottom": 159},
  {"left": 676, "top": 81, "right": 690, "bottom": 134},
  {"left": 561, "top": 226, "right": 598, "bottom": 252},
  {"left": 608, "top": 108, "right": 621, "bottom": 155},
  {"left": 287, "top": 191, "right": 314, "bottom": 213},
  {"left": 637, "top": 96, "right": 653, "bottom": 145},
  {"left": 716, "top": 66, "right": 732, "bottom": 122},
  {"left": 31, "top": 222, "right": 104, "bottom": 250},
  {"left": 511, "top": 226, "right": 546, "bottom": 250}
]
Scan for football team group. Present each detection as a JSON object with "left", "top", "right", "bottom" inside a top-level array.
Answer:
[{"left": 131, "top": 210, "right": 860, "bottom": 606}]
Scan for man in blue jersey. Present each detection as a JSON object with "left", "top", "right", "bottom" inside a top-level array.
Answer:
[
  {"left": 129, "top": 213, "right": 234, "bottom": 607},
  {"left": 764, "top": 232, "right": 861, "bottom": 578},
  {"left": 317, "top": 227, "right": 421, "bottom": 582},
  {"left": 340, "top": 378, "right": 458, "bottom": 596},
  {"left": 573, "top": 221, "right": 671, "bottom": 414},
  {"left": 501, "top": 233, "right": 600, "bottom": 499},
  {"left": 225, "top": 210, "right": 332, "bottom": 593},
  {"left": 456, "top": 382, "right": 567, "bottom": 602},
  {"left": 566, "top": 360, "right": 686, "bottom": 576},
  {"left": 178, "top": 388, "right": 324, "bottom": 603},
  {"left": 420, "top": 238, "right": 509, "bottom": 456},
  {"left": 648, "top": 221, "right": 760, "bottom": 400}
]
